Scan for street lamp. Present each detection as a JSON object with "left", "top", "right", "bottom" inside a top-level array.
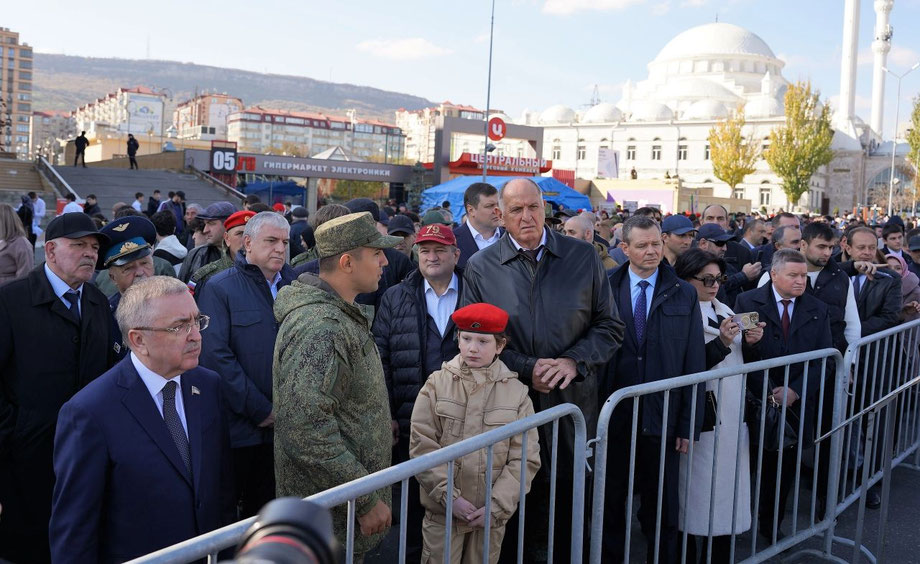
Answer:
[
  {"left": 882, "top": 61, "right": 920, "bottom": 217},
  {"left": 481, "top": 0, "right": 496, "bottom": 181}
]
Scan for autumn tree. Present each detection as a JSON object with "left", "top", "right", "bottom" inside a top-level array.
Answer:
[
  {"left": 763, "top": 81, "right": 835, "bottom": 209},
  {"left": 907, "top": 96, "right": 920, "bottom": 211},
  {"left": 708, "top": 106, "right": 759, "bottom": 192}
]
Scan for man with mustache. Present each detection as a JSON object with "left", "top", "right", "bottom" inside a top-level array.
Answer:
[
  {"left": 50, "top": 276, "right": 234, "bottom": 563},
  {"left": 0, "top": 213, "right": 116, "bottom": 562},
  {"left": 198, "top": 211, "right": 295, "bottom": 519}
]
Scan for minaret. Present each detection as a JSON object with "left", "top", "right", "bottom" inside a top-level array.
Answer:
[
  {"left": 837, "top": 0, "right": 860, "bottom": 134},
  {"left": 870, "top": 0, "right": 894, "bottom": 136}
]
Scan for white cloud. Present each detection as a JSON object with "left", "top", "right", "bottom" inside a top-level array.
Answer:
[
  {"left": 651, "top": 1, "right": 671, "bottom": 15},
  {"left": 355, "top": 38, "right": 453, "bottom": 61},
  {"left": 857, "top": 45, "right": 920, "bottom": 68},
  {"left": 542, "top": 0, "right": 644, "bottom": 15},
  {"left": 777, "top": 52, "right": 813, "bottom": 68}
]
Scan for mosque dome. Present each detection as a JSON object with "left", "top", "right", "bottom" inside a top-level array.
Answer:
[
  {"left": 682, "top": 99, "right": 730, "bottom": 120},
  {"left": 582, "top": 102, "right": 623, "bottom": 123},
  {"left": 628, "top": 100, "right": 674, "bottom": 122},
  {"left": 653, "top": 22, "right": 777, "bottom": 63},
  {"left": 540, "top": 104, "right": 576, "bottom": 124},
  {"left": 658, "top": 78, "right": 742, "bottom": 103},
  {"left": 745, "top": 95, "right": 784, "bottom": 118}
]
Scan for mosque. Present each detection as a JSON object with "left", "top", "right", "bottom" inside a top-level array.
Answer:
[{"left": 516, "top": 8, "right": 912, "bottom": 215}]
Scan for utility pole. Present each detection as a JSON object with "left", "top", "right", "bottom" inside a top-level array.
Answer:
[{"left": 481, "top": 0, "right": 496, "bottom": 181}]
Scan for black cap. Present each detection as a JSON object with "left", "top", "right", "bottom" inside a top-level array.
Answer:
[
  {"left": 46, "top": 213, "right": 110, "bottom": 245},
  {"left": 175, "top": 191, "right": 186, "bottom": 200},
  {"left": 345, "top": 198, "right": 380, "bottom": 222},
  {"left": 387, "top": 214, "right": 415, "bottom": 236},
  {"left": 292, "top": 206, "right": 308, "bottom": 219}
]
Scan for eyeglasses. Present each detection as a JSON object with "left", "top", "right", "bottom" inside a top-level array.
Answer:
[
  {"left": 692, "top": 275, "right": 727, "bottom": 287},
  {"left": 135, "top": 314, "right": 210, "bottom": 335}
]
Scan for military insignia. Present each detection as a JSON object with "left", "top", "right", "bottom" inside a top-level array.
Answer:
[
  {"left": 244, "top": 215, "right": 251, "bottom": 222},
  {"left": 113, "top": 342, "right": 121, "bottom": 354},
  {"left": 113, "top": 223, "right": 129, "bottom": 232},
  {"left": 471, "top": 322, "right": 481, "bottom": 328},
  {"left": 119, "top": 241, "right": 140, "bottom": 253}
]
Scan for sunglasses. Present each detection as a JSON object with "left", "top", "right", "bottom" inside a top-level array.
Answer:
[
  {"left": 705, "top": 239, "right": 728, "bottom": 247},
  {"left": 693, "top": 275, "right": 727, "bottom": 287}
]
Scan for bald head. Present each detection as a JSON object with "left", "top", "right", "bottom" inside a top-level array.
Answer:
[
  {"left": 499, "top": 178, "right": 542, "bottom": 211},
  {"left": 564, "top": 215, "right": 594, "bottom": 242}
]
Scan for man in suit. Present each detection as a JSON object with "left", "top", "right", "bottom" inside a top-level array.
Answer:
[
  {"left": 0, "top": 213, "right": 115, "bottom": 563},
  {"left": 605, "top": 215, "right": 706, "bottom": 563},
  {"left": 454, "top": 182, "right": 502, "bottom": 268},
  {"left": 735, "top": 249, "right": 833, "bottom": 540},
  {"left": 50, "top": 276, "right": 234, "bottom": 563},
  {"left": 758, "top": 213, "right": 800, "bottom": 271},
  {"left": 701, "top": 204, "right": 756, "bottom": 273}
]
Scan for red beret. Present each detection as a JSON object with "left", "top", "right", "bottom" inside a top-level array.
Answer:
[
  {"left": 451, "top": 303, "right": 508, "bottom": 334},
  {"left": 415, "top": 223, "right": 456, "bottom": 246},
  {"left": 224, "top": 210, "right": 256, "bottom": 230},
  {"left": 272, "top": 202, "right": 285, "bottom": 212}
]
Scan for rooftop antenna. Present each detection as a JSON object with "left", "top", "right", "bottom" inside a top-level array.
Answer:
[{"left": 715, "top": 13, "right": 719, "bottom": 22}]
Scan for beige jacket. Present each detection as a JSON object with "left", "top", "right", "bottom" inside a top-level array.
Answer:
[{"left": 410, "top": 355, "right": 540, "bottom": 531}]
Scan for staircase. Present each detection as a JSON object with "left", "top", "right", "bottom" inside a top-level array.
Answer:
[{"left": 0, "top": 158, "right": 59, "bottom": 232}]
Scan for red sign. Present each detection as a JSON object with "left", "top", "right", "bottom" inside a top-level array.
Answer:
[{"left": 487, "top": 117, "right": 506, "bottom": 141}]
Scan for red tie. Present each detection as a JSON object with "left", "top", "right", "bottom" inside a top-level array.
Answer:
[{"left": 781, "top": 299, "right": 791, "bottom": 341}]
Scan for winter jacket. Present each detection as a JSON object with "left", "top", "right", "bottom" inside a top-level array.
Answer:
[
  {"left": 0, "top": 237, "right": 33, "bottom": 286},
  {"left": 154, "top": 235, "right": 188, "bottom": 273},
  {"left": 272, "top": 274, "right": 392, "bottom": 555},
  {"left": 372, "top": 269, "right": 462, "bottom": 438},
  {"left": 594, "top": 241, "right": 618, "bottom": 270},
  {"left": 289, "top": 220, "right": 314, "bottom": 258},
  {"left": 198, "top": 256, "right": 295, "bottom": 448},
  {"left": 410, "top": 355, "right": 540, "bottom": 529},
  {"left": 178, "top": 244, "right": 223, "bottom": 283}
]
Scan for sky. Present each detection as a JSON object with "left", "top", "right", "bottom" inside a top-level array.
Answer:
[{"left": 6, "top": 0, "right": 920, "bottom": 137}]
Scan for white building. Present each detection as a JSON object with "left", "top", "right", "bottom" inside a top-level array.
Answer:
[
  {"left": 174, "top": 93, "right": 243, "bottom": 141},
  {"left": 73, "top": 86, "right": 166, "bottom": 138}
]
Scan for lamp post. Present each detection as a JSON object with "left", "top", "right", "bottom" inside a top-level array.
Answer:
[
  {"left": 157, "top": 87, "right": 172, "bottom": 153},
  {"left": 883, "top": 61, "right": 920, "bottom": 216},
  {"left": 481, "top": 0, "right": 496, "bottom": 181}
]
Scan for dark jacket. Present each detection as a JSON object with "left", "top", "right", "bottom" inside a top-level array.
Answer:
[
  {"left": 178, "top": 244, "right": 224, "bottom": 283},
  {"left": 75, "top": 135, "right": 89, "bottom": 151},
  {"left": 453, "top": 223, "right": 502, "bottom": 269},
  {"left": 146, "top": 197, "right": 161, "bottom": 217},
  {"left": 838, "top": 261, "right": 902, "bottom": 336},
  {"left": 293, "top": 247, "right": 415, "bottom": 312},
  {"left": 724, "top": 239, "right": 753, "bottom": 269},
  {"left": 736, "top": 283, "right": 833, "bottom": 446},
  {"left": 126, "top": 137, "right": 139, "bottom": 156},
  {"left": 0, "top": 265, "right": 117, "bottom": 562},
  {"left": 198, "top": 256, "right": 295, "bottom": 448},
  {"left": 82, "top": 202, "right": 102, "bottom": 217},
  {"left": 460, "top": 228, "right": 625, "bottom": 473},
  {"left": 807, "top": 258, "right": 851, "bottom": 354},
  {"left": 49, "top": 358, "right": 234, "bottom": 564},
  {"left": 289, "top": 220, "right": 314, "bottom": 258},
  {"left": 372, "top": 268, "right": 462, "bottom": 439},
  {"left": 607, "top": 263, "right": 706, "bottom": 439}
]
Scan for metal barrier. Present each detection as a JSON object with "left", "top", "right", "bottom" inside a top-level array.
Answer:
[
  {"left": 588, "top": 348, "right": 845, "bottom": 564},
  {"left": 127, "top": 403, "right": 586, "bottom": 564}
]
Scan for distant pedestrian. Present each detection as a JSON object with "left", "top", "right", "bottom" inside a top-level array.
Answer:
[
  {"left": 82, "top": 194, "right": 102, "bottom": 218},
  {"left": 61, "top": 193, "right": 83, "bottom": 214},
  {"left": 127, "top": 134, "right": 140, "bottom": 169},
  {"left": 146, "top": 189, "right": 162, "bottom": 217},
  {"left": 132, "top": 192, "right": 144, "bottom": 212},
  {"left": 16, "top": 195, "right": 35, "bottom": 248},
  {"left": 29, "top": 191, "right": 46, "bottom": 238},
  {"left": 74, "top": 131, "right": 89, "bottom": 167}
]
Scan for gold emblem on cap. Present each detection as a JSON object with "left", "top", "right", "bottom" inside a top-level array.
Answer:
[
  {"left": 113, "top": 223, "right": 129, "bottom": 232},
  {"left": 471, "top": 322, "right": 481, "bottom": 328},
  {"left": 119, "top": 241, "right": 140, "bottom": 253},
  {"left": 244, "top": 215, "right": 251, "bottom": 222}
]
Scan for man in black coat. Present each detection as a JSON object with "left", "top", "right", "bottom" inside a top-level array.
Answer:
[
  {"left": 604, "top": 215, "right": 706, "bottom": 563},
  {"left": 127, "top": 133, "right": 140, "bottom": 170},
  {"left": 82, "top": 193, "right": 102, "bottom": 217},
  {"left": 372, "top": 224, "right": 462, "bottom": 563},
  {"left": 701, "top": 204, "right": 757, "bottom": 275},
  {"left": 146, "top": 189, "right": 162, "bottom": 217},
  {"left": 0, "top": 213, "right": 117, "bottom": 562},
  {"left": 735, "top": 249, "right": 833, "bottom": 539},
  {"left": 74, "top": 130, "right": 89, "bottom": 167},
  {"left": 453, "top": 182, "right": 502, "bottom": 268},
  {"left": 460, "top": 178, "right": 624, "bottom": 563}
]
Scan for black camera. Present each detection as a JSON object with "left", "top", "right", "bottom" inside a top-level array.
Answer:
[{"left": 226, "top": 497, "right": 342, "bottom": 564}]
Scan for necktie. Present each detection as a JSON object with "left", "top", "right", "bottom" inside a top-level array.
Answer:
[
  {"left": 161, "top": 380, "right": 191, "bottom": 476},
  {"left": 781, "top": 299, "right": 791, "bottom": 341},
  {"left": 520, "top": 246, "right": 542, "bottom": 264},
  {"left": 853, "top": 275, "right": 862, "bottom": 300},
  {"left": 63, "top": 290, "right": 81, "bottom": 322},
  {"left": 635, "top": 280, "right": 650, "bottom": 342}
]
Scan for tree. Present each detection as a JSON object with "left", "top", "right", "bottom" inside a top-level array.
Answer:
[
  {"left": 907, "top": 96, "right": 920, "bottom": 212},
  {"left": 328, "top": 179, "right": 387, "bottom": 202},
  {"left": 763, "top": 81, "right": 835, "bottom": 209},
  {"left": 708, "top": 106, "right": 759, "bottom": 192}
]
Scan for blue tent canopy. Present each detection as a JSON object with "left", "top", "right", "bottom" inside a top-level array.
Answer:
[
  {"left": 239, "top": 180, "right": 304, "bottom": 205},
  {"left": 421, "top": 176, "right": 591, "bottom": 220}
]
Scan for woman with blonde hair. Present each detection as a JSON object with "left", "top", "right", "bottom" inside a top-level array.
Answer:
[{"left": 0, "top": 203, "right": 33, "bottom": 285}]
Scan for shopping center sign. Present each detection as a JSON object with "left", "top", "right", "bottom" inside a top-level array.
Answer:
[{"left": 459, "top": 152, "right": 552, "bottom": 174}]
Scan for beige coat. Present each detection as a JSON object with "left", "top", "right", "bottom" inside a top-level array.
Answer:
[{"left": 410, "top": 355, "right": 541, "bottom": 532}]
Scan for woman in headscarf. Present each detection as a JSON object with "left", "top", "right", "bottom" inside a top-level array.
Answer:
[{"left": 884, "top": 253, "right": 920, "bottom": 323}]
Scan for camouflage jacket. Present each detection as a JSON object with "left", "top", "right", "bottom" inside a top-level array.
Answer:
[
  {"left": 273, "top": 274, "right": 392, "bottom": 554},
  {"left": 189, "top": 251, "right": 233, "bottom": 296},
  {"left": 290, "top": 247, "right": 318, "bottom": 268}
]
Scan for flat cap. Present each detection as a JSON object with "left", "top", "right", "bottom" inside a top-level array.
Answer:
[
  {"left": 198, "top": 201, "right": 237, "bottom": 221},
  {"left": 315, "top": 212, "right": 402, "bottom": 259},
  {"left": 97, "top": 215, "right": 156, "bottom": 269},
  {"left": 292, "top": 206, "right": 309, "bottom": 219}
]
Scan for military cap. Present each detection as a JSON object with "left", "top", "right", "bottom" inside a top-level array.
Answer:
[
  {"left": 224, "top": 210, "right": 256, "bottom": 230},
  {"left": 421, "top": 210, "right": 451, "bottom": 226},
  {"left": 314, "top": 212, "right": 401, "bottom": 259},
  {"left": 198, "top": 201, "right": 237, "bottom": 221},
  {"left": 46, "top": 212, "right": 110, "bottom": 245},
  {"left": 451, "top": 303, "right": 509, "bottom": 334},
  {"left": 97, "top": 215, "right": 157, "bottom": 269}
]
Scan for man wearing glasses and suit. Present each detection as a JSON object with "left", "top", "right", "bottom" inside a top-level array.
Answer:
[{"left": 50, "top": 276, "right": 234, "bottom": 563}]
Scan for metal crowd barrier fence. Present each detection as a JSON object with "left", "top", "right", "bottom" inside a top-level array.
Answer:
[
  {"left": 127, "top": 403, "right": 587, "bottom": 564},
  {"left": 588, "top": 348, "right": 846, "bottom": 564}
]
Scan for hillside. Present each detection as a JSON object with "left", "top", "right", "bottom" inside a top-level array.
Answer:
[{"left": 32, "top": 53, "right": 434, "bottom": 122}]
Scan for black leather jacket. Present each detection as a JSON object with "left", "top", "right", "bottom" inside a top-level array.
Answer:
[{"left": 839, "top": 261, "right": 902, "bottom": 336}]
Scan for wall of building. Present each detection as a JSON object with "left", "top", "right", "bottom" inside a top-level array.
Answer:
[{"left": 0, "top": 28, "right": 34, "bottom": 158}]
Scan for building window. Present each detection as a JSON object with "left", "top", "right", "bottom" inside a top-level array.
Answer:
[
  {"left": 759, "top": 187, "right": 771, "bottom": 206},
  {"left": 651, "top": 144, "right": 662, "bottom": 160},
  {"left": 704, "top": 144, "right": 711, "bottom": 160},
  {"left": 627, "top": 145, "right": 636, "bottom": 160},
  {"left": 551, "top": 138, "right": 561, "bottom": 160},
  {"left": 678, "top": 142, "right": 688, "bottom": 161},
  {"left": 733, "top": 187, "right": 745, "bottom": 199},
  {"left": 762, "top": 137, "right": 770, "bottom": 154},
  {"left": 577, "top": 139, "right": 586, "bottom": 160}
]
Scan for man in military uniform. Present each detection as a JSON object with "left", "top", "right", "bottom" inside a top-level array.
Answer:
[
  {"left": 273, "top": 212, "right": 401, "bottom": 558},
  {"left": 97, "top": 216, "right": 159, "bottom": 311},
  {"left": 190, "top": 210, "right": 254, "bottom": 296},
  {"left": 178, "top": 201, "right": 237, "bottom": 282}
]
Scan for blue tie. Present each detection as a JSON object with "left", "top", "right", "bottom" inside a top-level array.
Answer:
[
  {"left": 853, "top": 275, "right": 862, "bottom": 300},
  {"left": 635, "top": 280, "right": 650, "bottom": 342},
  {"left": 161, "top": 380, "right": 191, "bottom": 476},
  {"left": 63, "top": 290, "right": 81, "bottom": 322}
]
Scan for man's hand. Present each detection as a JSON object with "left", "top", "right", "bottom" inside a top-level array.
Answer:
[
  {"left": 532, "top": 359, "right": 556, "bottom": 393},
  {"left": 451, "top": 496, "right": 478, "bottom": 523},
  {"left": 744, "top": 321, "right": 766, "bottom": 345},
  {"left": 358, "top": 500, "right": 391, "bottom": 536},
  {"left": 770, "top": 386, "right": 799, "bottom": 407},
  {"left": 674, "top": 438, "right": 689, "bottom": 454},
  {"left": 904, "top": 301, "right": 920, "bottom": 315},
  {"left": 540, "top": 357, "right": 578, "bottom": 390},
  {"left": 258, "top": 410, "right": 275, "bottom": 428},
  {"left": 742, "top": 262, "right": 763, "bottom": 281},
  {"left": 853, "top": 261, "right": 878, "bottom": 280},
  {"left": 391, "top": 420, "right": 399, "bottom": 446},
  {"left": 467, "top": 506, "right": 488, "bottom": 528}
]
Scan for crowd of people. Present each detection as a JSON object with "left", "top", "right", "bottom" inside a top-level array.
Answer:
[{"left": 0, "top": 179, "right": 915, "bottom": 564}]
